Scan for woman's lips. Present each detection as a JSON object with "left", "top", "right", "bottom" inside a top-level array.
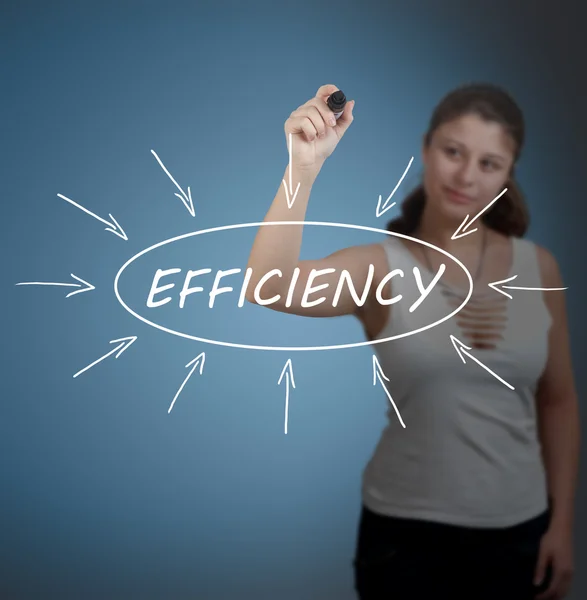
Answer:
[{"left": 445, "top": 187, "right": 473, "bottom": 204}]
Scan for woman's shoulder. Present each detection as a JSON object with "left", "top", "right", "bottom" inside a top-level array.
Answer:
[
  {"left": 533, "top": 243, "right": 562, "bottom": 288},
  {"left": 491, "top": 230, "right": 547, "bottom": 260},
  {"left": 507, "top": 233, "right": 560, "bottom": 283}
]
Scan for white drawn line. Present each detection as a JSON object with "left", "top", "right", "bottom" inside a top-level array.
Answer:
[
  {"left": 372, "top": 355, "right": 405, "bottom": 428},
  {"left": 376, "top": 156, "right": 414, "bottom": 217},
  {"left": 278, "top": 359, "right": 295, "bottom": 434},
  {"left": 57, "top": 193, "right": 127, "bottom": 240},
  {"left": 488, "top": 274, "right": 568, "bottom": 300},
  {"left": 168, "top": 352, "right": 206, "bottom": 413},
  {"left": 452, "top": 188, "right": 508, "bottom": 240},
  {"left": 151, "top": 149, "right": 195, "bottom": 217},
  {"left": 15, "top": 274, "right": 95, "bottom": 298},
  {"left": 288, "top": 133, "right": 293, "bottom": 195},
  {"left": 450, "top": 335, "right": 514, "bottom": 389},
  {"left": 282, "top": 133, "right": 301, "bottom": 208},
  {"left": 73, "top": 336, "right": 137, "bottom": 378}
]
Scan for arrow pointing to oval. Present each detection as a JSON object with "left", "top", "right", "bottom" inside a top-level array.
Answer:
[
  {"left": 376, "top": 156, "right": 414, "bottom": 218},
  {"left": 450, "top": 334, "right": 514, "bottom": 389},
  {"left": 168, "top": 352, "right": 206, "bottom": 413},
  {"left": 372, "top": 355, "right": 405, "bottom": 427},
  {"left": 151, "top": 149, "right": 195, "bottom": 217},
  {"left": 451, "top": 187, "right": 508, "bottom": 240},
  {"left": 15, "top": 273, "right": 95, "bottom": 298},
  {"left": 488, "top": 274, "right": 568, "bottom": 300},
  {"left": 73, "top": 336, "right": 137, "bottom": 378},
  {"left": 278, "top": 358, "right": 295, "bottom": 433},
  {"left": 57, "top": 193, "right": 127, "bottom": 240},
  {"left": 282, "top": 133, "right": 301, "bottom": 209}
]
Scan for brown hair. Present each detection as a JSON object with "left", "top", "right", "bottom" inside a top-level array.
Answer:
[{"left": 387, "top": 83, "right": 530, "bottom": 237}]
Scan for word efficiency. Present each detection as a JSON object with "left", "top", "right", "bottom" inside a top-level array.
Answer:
[{"left": 145, "top": 263, "right": 447, "bottom": 312}]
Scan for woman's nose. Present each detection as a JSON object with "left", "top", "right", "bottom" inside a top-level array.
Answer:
[{"left": 454, "top": 161, "right": 476, "bottom": 186}]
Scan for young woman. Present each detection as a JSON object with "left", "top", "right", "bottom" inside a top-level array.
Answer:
[{"left": 245, "top": 83, "right": 579, "bottom": 600}]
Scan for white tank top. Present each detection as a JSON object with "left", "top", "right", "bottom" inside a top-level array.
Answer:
[{"left": 362, "top": 234, "right": 552, "bottom": 527}]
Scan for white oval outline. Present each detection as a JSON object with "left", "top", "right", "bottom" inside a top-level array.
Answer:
[{"left": 113, "top": 221, "right": 473, "bottom": 351}]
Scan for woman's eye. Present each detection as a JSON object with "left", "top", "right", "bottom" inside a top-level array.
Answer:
[{"left": 445, "top": 147, "right": 459, "bottom": 156}]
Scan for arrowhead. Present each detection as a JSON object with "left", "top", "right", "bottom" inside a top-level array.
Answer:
[
  {"left": 185, "top": 352, "right": 206, "bottom": 374},
  {"left": 186, "top": 187, "right": 195, "bottom": 217},
  {"left": 451, "top": 188, "right": 508, "bottom": 240},
  {"left": 487, "top": 274, "right": 518, "bottom": 300},
  {"left": 450, "top": 334, "right": 471, "bottom": 364},
  {"left": 375, "top": 156, "right": 414, "bottom": 218},
  {"left": 66, "top": 273, "right": 95, "bottom": 298},
  {"left": 451, "top": 214, "right": 477, "bottom": 240},
  {"left": 278, "top": 358, "right": 295, "bottom": 388},
  {"left": 109, "top": 335, "right": 137, "bottom": 358},
  {"left": 105, "top": 213, "right": 128, "bottom": 241},
  {"left": 282, "top": 180, "right": 301, "bottom": 209},
  {"left": 375, "top": 194, "right": 396, "bottom": 218},
  {"left": 372, "top": 354, "right": 390, "bottom": 385},
  {"left": 174, "top": 186, "right": 195, "bottom": 217}
]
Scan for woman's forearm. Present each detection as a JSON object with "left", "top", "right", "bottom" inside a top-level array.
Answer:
[
  {"left": 537, "top": 395, "right": 581, "bottom": 531},
  {"left": 245, "top": 162, "right": 322, "bottom": 299}
]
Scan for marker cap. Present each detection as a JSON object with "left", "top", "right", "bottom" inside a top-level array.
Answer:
[{"left": 327, "top": 90, "right": 347, "bottom": 119}]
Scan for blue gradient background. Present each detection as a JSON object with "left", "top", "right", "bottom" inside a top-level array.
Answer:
[{"left": 2, "top": 1, "right": 585, "bottom": 598}]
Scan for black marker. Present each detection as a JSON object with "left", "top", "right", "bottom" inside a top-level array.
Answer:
[{"left": 327, "top": 90, "right": 347, "bottom": 120}]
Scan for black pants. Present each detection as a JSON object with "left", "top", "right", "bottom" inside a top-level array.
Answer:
[{"left": 353, "top": 504, "right": 552, "bottom": 600}]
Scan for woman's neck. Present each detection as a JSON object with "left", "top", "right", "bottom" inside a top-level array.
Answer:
[{"left": 413, "top": 205, "right": 490, "bottom": 253}]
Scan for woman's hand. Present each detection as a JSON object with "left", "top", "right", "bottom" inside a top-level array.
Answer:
[
  {"left": 533, "top": 524, "right": 574, "bottom": 599},
  {"left": 284, "top": 83, "right": 354, "bottom": 171}
]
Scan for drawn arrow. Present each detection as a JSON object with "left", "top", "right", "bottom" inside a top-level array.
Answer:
[
  {"left": 488, "top": 274, "right": 568, "bottom": 300},
  {"left": 450, "top": 334, "right": 514, "bottom": 389},
  {"left": 451, "top": 188, "right": 508, "bottom": 240},
  {"left": 151, "top": 149, "right": 195, "bottom": 217},
  {"left": 282, "top": 133, "right": 301, "bottom": 209},
  {"left": 278, "top": 358, "right": 295, "bottom": 434},
  {"left": 372, "top": 355, "right": 406, "bottom": 428},
  {"left": 376, "top": 156, "right": 414, "bottom": 218},
  {"left": 73, "top": 336, "right": 137, "bottom": 378},
  {"left": 168, "top": 352, "right": 206, "bottom": 414},
  {"left": 57, "top": 193, "right": 127, "bottom": 240},
  {"left": 15, "top": 273, "right": 95, "bottom": 298}
]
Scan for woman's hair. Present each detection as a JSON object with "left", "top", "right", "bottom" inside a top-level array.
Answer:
[{"left": 386, "top": 82, "right": 530, "bottom": 237}]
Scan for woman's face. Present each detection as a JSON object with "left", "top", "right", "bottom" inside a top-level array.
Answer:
[{"left": 421, "top": 113, "right": 516, "bottom": 221}]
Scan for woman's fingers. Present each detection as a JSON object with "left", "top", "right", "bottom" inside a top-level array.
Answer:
[
  {"left": 289, "top": 102, "right": 335, "bottom": 141},
  {"left": 315, "top": 83, "right": 340, "bottom": 102}
]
